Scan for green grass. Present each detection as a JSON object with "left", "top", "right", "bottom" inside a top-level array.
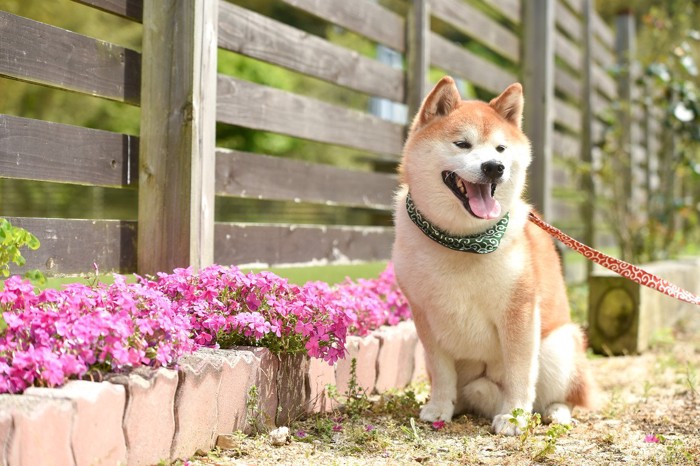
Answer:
[
  {"left": 244, "top": 261, "right": 388, "bottom": 285},
  {"left": 34, "top": 261, "right": 389, "bottom": 291}
]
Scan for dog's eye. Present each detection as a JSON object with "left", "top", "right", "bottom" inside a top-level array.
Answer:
[
  {"left": 496, "top": 145, "right": 506, "bottom": 153},
  {"left": 453, "top": 140, "right": 472, "bottom": 150}
]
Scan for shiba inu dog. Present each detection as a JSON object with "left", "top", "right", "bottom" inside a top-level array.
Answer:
[{"left": 392, "top": 76, "right": 597, "bottom": 435}]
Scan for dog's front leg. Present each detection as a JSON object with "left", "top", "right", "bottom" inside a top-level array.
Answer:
[
  {"left": 420, "top": 345, "right": 458, "bottom": 422},
  {"left": 492, "top": 305, "right": 541, "bottom": 435}
]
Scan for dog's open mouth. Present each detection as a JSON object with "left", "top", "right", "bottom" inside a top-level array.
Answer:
[{"left": 442, "top": 171, "right": 502, "bottom": 220}]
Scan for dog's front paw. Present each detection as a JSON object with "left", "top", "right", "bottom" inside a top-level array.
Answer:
[
  {"left": 492, "top": 412, "right": 528, "bottom": 436},
  {"left": 419, "top": 400, "right": 454, "bottom": 423}
]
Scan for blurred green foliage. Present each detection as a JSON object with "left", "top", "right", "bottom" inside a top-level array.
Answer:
[{"left": 595, "top": 1, "right": 700, "bottom": 262}]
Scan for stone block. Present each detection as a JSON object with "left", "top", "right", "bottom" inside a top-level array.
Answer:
[
  {"left": 170, "top": 351, "right": 223, "bottom": 459},
  {"left": 1, "top": 394, "right": 74, "bottom": 466},
  {"left": 196, "top": 347, "right": 262, "bottom": 435},
  {"left": 374, "top": 321, "right": 419, "bottom": 392},
  {"left": 107, "top": 368, "right": 178, "bottom": 466},
  {"left": 306, "top": 357, "right": 337, "bottom": 413},
  {"left": 249, "top": 347, "right": 280, "bottom": 433},
  {"left": 25, "top": 380, "right": 127, "bottom": 466},
  {"left": 276, "top": 353, "right": 309, "bottom": 426},
  {"left": 335, "top": 335, "right": 379, "bottom": 397},
  {"left": 200, "top": 347, "right": 280, "bottom": 435},
  {"left": 589, "top": 258, "right": 700, "bottom": 354},
  {"left": 0, "top": 409, "right": 11, "bottom": 466}
]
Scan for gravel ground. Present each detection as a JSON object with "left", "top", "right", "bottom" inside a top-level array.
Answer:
[{"left": 185, "top": 330, "right": 700, "bottom": 466}]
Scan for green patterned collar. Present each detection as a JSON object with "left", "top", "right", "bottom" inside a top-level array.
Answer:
[{"left": 405, "top": 193, "right": 509, "bottom": 254}]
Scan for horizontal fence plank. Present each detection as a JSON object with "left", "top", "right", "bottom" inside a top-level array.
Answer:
[
  {"left": 592, "top": 11, "right": 614, "bottom": 48},
  {"left": 215, "top": 223, "right": 394, "bottom": 267},
  {"left": 554, "top": 30, "right": 582, "bottom": 72},
  {"left": 491, "top": 0, "right": 521, "bottom": 24},
  {"left": 5, "top": 217, "right": 137, "bottom": 276},
  {"left": 592, "top": 120, "right": 607, "bottom": 142},
  {"left": 592, "top": 37, "right": 616, "bottom": 68},
  {"left": 592, "top": 64, "right": 617, "bottom": 100},
  {"left": 218, "top": 2, "right": 404, "bottom": 101},
  {"left": 0, "top": 11, "right": 141, "bottom": 105},
  {"left": 554, "top": 67, "right": 582, "bottom": 101},
  {"left": 216, "top": 75, "right": 405, "bottom": 156},
  {"left": 553, "top": 130, "right": 581, "bottom": 158},
  {"left": 554, "top": 97, "right": 582, "bottom": 133},
  {"left": 431, "top": 0, "right": 520, "bottom": 63},
  {"left": 71, "top": 0, "right": 143, "bottom": 22},
  {"left": 215, "top": 149, "right": 397, "bottom": 210},
  {"left": 555, "top": 0, "right": 581, "bottom": 42},
  {"left": 430, "top": 33, "right": 518, "bottom": 96},
  {"left": 592, "top": 91, "right": 612, "bottom": 116},
  {"left": 0, "top": 114, "right": 138, "bottom": 187},
  {"left": 280, "top": 0, "right": 405, "bottom": 52},
  {"left": 560, "top": 0, "right": 582, "bottom": 14}
]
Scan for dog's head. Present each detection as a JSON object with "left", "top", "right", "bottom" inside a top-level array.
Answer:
[{"left": 400, "top": 76, "right": 532, "bottom": 234}]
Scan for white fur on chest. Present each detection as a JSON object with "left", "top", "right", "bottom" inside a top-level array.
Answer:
[{"left": 393, "top": 195, "right": 528, "bottom": 362}]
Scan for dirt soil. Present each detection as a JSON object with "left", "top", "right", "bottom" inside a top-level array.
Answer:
[{"left": 187, "top": 331, "right": 700, "bottom": 466}]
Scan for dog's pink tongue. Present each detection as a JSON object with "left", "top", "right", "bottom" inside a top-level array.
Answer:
[{"left": 466, "top": 183, "right": 501, "bottom": 219}]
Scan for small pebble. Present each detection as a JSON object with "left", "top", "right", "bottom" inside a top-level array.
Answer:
[{"left": 269, "top": 426, "right": 289, "bottom": 446}]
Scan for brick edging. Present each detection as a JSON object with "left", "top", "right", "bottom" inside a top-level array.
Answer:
[{"left": 0, "top": 320, "right": 425, "bottom": 465}]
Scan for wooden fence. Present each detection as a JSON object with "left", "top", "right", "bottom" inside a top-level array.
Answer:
[{"left": 0, "top": 0, "right": 657, "bottom": 278}]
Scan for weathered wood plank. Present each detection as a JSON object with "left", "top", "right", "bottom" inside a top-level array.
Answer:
[
  {"left": 593, "top": 64, "right": 617, "bottom": 99},
  {"left": 215, "top": 149, "right": 397, "bottom": 210},
  {"left": 71, "top": 0, "right": 143, "bottom": 22},
  {"left": 553, "top": 130, "right": 581, "bottom": 158},
  {"left": 555, "top": 0, "right": 581, "bottom": 42},
  {"left": 0, "top": 11, "right": 140, "bottom": 104},
  {"left": 592, "top": 37, "right": 616, "bottom": 67},
  {"left": 554, "top": 67, "right": 582, "bottom": 101},
  {"left": 0, "top": 114, "right": 138, "bottom": 187},
  {"left": 430, "top": 33, "right": 518, "bottom": 96},
  {"left": 554, "top": 30, "right": 582, "bottom": 72},
  {"left": 215, "top": 223, "right": 394, "bottom": 267},
  {"left": 138, "top": 0, "right": 218, "bottom": 274},
  {"left": 218, "top": 2, "right": 403, "bottom": 102},
  {"left": 431, "top": 0, "right": 520, "bottom": 63},
  {"left": 5, "top": 217, "right": 137, "bottom": 276},
  {"left": 491, "top": 0, "right": 521, "bottom": 24},
  {"left": 554, "top": 97, "right": 582, "bottom": 133},
  {"left": 279, "top": 0, "right": 405, "bottom": 52},
  {"left": 216, "top": 75, "right": 405, "bottom": 156},
  {"left": 592, "top": 10, "right": 614, "bottom": 48},
  {"left": 560, "top": 0, "right": 583, "bottom": 14}
]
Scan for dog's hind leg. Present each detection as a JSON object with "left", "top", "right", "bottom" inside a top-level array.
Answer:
[
  {"left": 458, "top": 376, "right": 502, "bottom": 419},
  {"left": 534, "top": 323, "right": 591, "bottom": 424}
]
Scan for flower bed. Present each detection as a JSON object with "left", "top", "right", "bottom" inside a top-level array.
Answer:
[{"left": 0, "top": 263, "right": 410, "bottom": 394}]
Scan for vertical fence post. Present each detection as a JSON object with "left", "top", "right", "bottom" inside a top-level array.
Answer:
[
  {"left": 406, "top": 0, "right": 429, "bottom": 122},
  {"left": 522, "top": 0, "right": 555, "bottom": 219},
  {"left": 138, "top": 0, "right": 218, "bottom": 275},
  {"left": 615, "top": 10, "right": 635, "bottom": 218},
  {"left": 581, "top": 0, "right": 595, "bottom": 275}
]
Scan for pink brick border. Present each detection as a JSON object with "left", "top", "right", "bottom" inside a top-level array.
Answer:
[{"left": 0, "top": 322, "right": 426, "bottom": 465}]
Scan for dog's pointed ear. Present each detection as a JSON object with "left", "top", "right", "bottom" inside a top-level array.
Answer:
[
  {"left": 489, "top": 83, "right": 524, "bottom": 129},
  {"left": 410, "top": 76, "right": 462, "bottom": 133}
]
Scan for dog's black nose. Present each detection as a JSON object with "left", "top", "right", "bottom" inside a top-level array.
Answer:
[{"left": 481, "top": 160, "right": 505, "bottom": 180}]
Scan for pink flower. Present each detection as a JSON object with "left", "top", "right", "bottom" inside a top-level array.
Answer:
[
  {"left": 644, "top": 434, "right": 661, "bottom": 443},
  {"left": 332, "top": 424, "right": 343, "bottom": 432},
  {"left": 432, "top": 420, "right": 446, "bottom": 430}
]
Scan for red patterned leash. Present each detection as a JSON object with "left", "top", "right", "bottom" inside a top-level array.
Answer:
[{"left": 528, "top": 212, "right": 700, "bottom": 306}]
